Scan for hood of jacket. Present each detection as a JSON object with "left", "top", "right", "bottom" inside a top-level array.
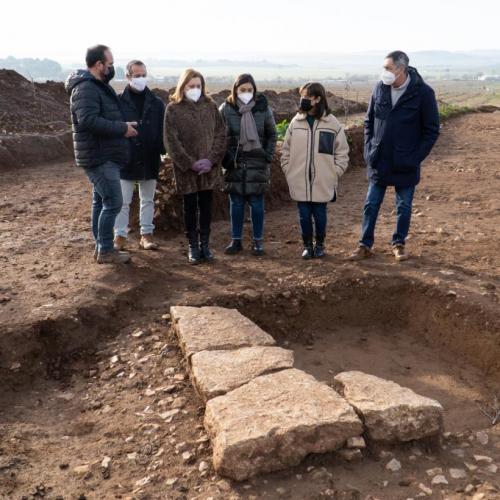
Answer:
[{"left": 64, "top": 69, "right": 95, "bottom": 95}]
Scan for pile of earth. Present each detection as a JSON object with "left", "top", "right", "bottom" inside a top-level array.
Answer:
[
  {"left": 0, "top": 70, "right": 366, "bottom": 172},
  {"left": 0, "top": 69, "right": 70, "bottom": 134},
  {"left": 153, "top": 87, "right": 367, "bottom": 124},
  {"left": 149, "top": 152, "right": 292, "bottom": 233}
]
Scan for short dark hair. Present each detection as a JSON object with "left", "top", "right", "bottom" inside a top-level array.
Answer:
[
  {"left": 86, "top": 45, "right": 110, "bottom": 68},
  {"left": 299, "top": 82, "right": 332, "bottom": 118},
  {"left": 228, "top": 73, "right": 257, "bottom": 106},
  {"left": 386, "top": 50, "right": 410, "bottom": 71},
  {"left": 126, "top": 60, "right": 146, "bottom": 76}
]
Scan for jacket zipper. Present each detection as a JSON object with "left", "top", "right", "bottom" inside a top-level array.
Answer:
[
  {"left": 308, "top": 120, "right": 317, "bottom": 202},
  {"left": 242, "top": 159, "right": 247, "bottom": 196}
]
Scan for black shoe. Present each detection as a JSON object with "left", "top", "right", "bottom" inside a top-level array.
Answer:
[
  {"left": 301, "top": 235, "right": 314, "bottom": 260},
  {"left": 200, "top": 232, "right": 215, "bottom": 262},
  {"left": 251, "top": 239, "right": 264, "bottom": 256},
  {"left": 224, "top": 240, "right": 243, "bottom": 255},
  {"left": 187, "top": 231, "right": 202, "bottom": 265},
  {"left": 314, "top": 234, "right": 326, "bottom": 258}
]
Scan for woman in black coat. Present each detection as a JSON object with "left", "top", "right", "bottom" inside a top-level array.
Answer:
[{"left": 219, "top": 74, "right": 277, "bottom": 256}]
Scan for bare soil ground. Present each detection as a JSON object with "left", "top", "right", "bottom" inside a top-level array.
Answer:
[{"left": 1, "top": 112, "right": 499, "bottom": 499}]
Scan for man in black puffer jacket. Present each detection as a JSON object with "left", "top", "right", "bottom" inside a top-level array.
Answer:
[
  {"left": 219, "top": 74, "right": 277, "bottom": 256},
  {"left": 65, "top": 44, "right": 138, "bottom": 264},
  {"left": 114, "top": 60, "right": 166, "bottom": 251}
]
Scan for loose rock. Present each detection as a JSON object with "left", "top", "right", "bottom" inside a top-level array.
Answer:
[{"left": 386, "top": 458, "right": 402, "bottom": 472}]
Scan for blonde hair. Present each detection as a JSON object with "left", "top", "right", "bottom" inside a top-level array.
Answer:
[{"left": 170, "top": 68, "right": 211, "bottom": 103}]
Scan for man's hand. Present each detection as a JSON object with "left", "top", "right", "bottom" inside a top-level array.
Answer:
[{"left": 125, "top": 122, "right": 138, "bottom": 138}]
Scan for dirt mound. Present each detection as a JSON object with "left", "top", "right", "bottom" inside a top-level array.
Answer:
[
  {"left": 209, "top": 88, "right": 367, "bottom": 123},
  {"left": 151, "top": 87, "right": 366, "bottom": 125},
  {"left": 0, "top": 69, "right": 70, "bottom": 134},
  {"left": 345, "top": 124, "right": 365, "bottom": 167},
  {"left": 148, "top": 153, "right": 290, "bottom": 233}
]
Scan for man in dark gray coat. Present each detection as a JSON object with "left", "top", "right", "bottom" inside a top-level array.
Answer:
[{"left": 65, "top": 44, "right": 138, "bottom": 264}]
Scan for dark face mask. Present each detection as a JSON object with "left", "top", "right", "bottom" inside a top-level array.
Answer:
[
  {"left": 103, "top": 64, "right": 115, "bottom": 84},
  {"left": 299, "top": 97, "right": 313, "bottom": 112}
]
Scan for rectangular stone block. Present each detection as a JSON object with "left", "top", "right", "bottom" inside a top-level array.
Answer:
[
  {"left": 170, "top": 306, "right": 275, "bottom": 358},
  {"left": 333, "top": 371, "right": 443, "bottom": 443},
  {"left": 191, "top": 346, "right": 294, "bottom": 401},
  {"left": 204, "top": 368, "right": 364, "bottom": 480}
]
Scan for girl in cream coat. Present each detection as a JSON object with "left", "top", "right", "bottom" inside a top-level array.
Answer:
[{"left": 281, "top": 82, "right": 349, "bottom": 259}]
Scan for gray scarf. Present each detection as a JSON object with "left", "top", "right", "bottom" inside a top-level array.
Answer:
[{"left": 237, "top": 99, "right": 261, "bottom": 152}]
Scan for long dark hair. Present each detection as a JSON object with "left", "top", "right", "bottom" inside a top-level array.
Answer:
[
  {"left": 299, "top": 82, "right": 331, "bottom": 118},
  {"left": 228, "top": 73, "right": 257, "bottom": 106}
]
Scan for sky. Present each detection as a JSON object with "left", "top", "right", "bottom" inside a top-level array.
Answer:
[{"left": 3, "top": 0, "right": 500, "bottom": 63}]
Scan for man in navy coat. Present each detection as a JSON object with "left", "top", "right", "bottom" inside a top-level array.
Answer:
[{"left": 350, "top": 50, "right": 440, "bottom": 261}]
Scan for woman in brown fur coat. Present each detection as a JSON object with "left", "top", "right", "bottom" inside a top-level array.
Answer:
[{"left": 164, "top": 68, "right": 226, "bottom": 264}]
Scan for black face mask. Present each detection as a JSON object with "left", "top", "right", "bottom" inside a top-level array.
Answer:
[
  {"left": 299, "top": 97, "right": 313, "bottom": 112},
  {"left": 103, "top": 64, "right": 115, "bottom": 84}
]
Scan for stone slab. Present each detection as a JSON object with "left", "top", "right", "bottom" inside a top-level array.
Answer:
[
  {"left": 204, "top": 368, "right": 364, "bottom": 480},
  {"left": 170, "top": 306, "right": 275, "bottom": 358},
  {"left": 191, "top": 346, "right": 294, "bottom": 401},
  {"left": 333, "top": 371, "right": 443, "bottom": 443}
]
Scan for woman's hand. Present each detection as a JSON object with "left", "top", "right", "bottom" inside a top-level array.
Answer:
[{"left": 193, "top": 159, "right": 213, "bottom": 175}]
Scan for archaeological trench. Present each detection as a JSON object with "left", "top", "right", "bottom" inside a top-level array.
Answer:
[{"left": 165, "top": 275, "right": 499, "bottom": 482}]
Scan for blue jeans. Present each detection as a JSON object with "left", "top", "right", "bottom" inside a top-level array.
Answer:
[
  {"left": 84, "top": 162, "right": 123, "bottom": 253},
  {"left": 297, "top": 201, "right": 327, "bottom": 237},
  {"left": 360, "top": 182, "right": 415, "bottom": 248},
  {"left": 229, "top": 193, "right": 264, "bottom": 240}
]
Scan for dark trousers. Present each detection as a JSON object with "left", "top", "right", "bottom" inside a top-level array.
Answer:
[
  {"left": 297, "top": 201, "right": 327, "bottom": 237},
  {"left": 183, "top": 190, "right": 213, "bottom": 236},
  {"left": 229, "top": 193, "right": 265, "bottom": 241},
  {"left": 359, "top": 182, "right": 415, "bottom": 248}
]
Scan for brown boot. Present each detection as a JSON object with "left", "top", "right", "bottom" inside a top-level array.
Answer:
[
  {"left": 348, "top": 245, "right": 373, "bottom": 261},
  {"left": 97, "top": 249, "right": 131, "bottom": 264},
  {"left": 392, "top": 244, "right": 408, "bottom": 261},
  {"left": 140, "top": 234, "right": 158, "bottom": 250},
  {"left": 114, "top": 235, "right": 127, "bottom": 251}
]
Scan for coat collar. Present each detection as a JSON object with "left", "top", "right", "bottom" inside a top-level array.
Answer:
[
  {"left": 379, "top": 66, "right": 423, "bottom": 106},
  {"left": 295, "top": 111, "right": 332, "bottom": 122},
  {"left": 121, "top": 85, "right": 155, "bottom": 116}
]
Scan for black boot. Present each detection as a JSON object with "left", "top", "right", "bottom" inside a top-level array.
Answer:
[
  {"left": 224, "top": 239, "right": 243, "bottom": 255},
  {"left": 200, "top": 231, "right": 214, "bottom": 262},
  {"left": 301, "top": 235, "right": 314, "bottom": 260},
  {"left": 314, "top": 234, "right": 326, "bottom": 258},
  {"left": 251, "top": 239, "right": 264, "bottom": 256},
  {"left": 187, "top": 231, "right": 202, "bottom": 265}
]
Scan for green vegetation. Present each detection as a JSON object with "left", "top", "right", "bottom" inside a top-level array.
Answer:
[
  {"left": 438, "top": 103, "right": 473, "bottom": 121},
  {"left": 274, "top": 103, "right": 474, "bottom": 141},
  {"left": 276, "top": 119, "right": 290, "bottom": 141}
]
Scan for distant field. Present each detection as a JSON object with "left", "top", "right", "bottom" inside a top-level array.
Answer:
[
  {"left": 131, "top": 79, "right": 500, "bottom": 108},
  {"left": 327, "top": 80, "right": 500, "bottom": 107}
]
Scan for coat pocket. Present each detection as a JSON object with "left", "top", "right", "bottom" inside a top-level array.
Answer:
[
  {"left": 393, "top": 146, "right": 420, "bottom": 172},
  {"left": 318, "top": 131, "right": 335, "bottom": 155}
]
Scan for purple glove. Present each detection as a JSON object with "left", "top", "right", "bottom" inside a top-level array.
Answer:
[
  {"left": 194, "top": 159, "right": 213, "bottom": 175},
  {"left": 190, "top": 161, "right": 203, "bottom": 173}
]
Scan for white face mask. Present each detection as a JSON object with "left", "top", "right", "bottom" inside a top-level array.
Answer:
[
  {"left": 130, "top": 76, "right": 147, "bottom": 92},
  {"left": 238, "top": 91, "right": 254, "bottom": 105},
  {"left": 381, "top": 69, "right": 396, "bottom": 86},
  {"left": 185, "top": 87, "right": 202, "bottom": 102}
]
